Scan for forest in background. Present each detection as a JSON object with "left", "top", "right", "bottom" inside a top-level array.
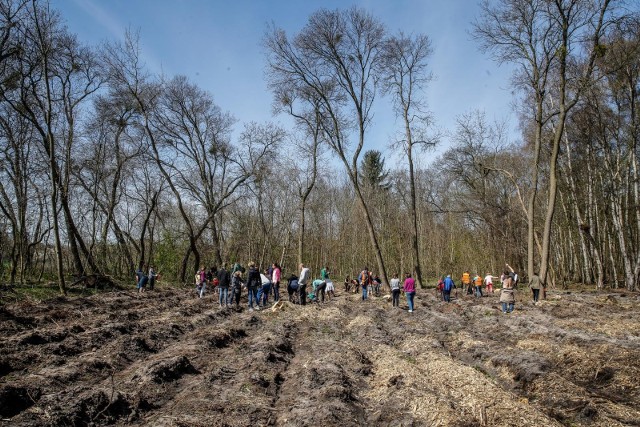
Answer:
[{"left": 1, "top": 0, "right": 640, "bottom": 294}]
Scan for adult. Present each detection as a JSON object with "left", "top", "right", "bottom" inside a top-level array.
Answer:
[
  {"left": 506, "top": 263, "right": 519, "bottom": 289},
  {"left": 390, "top": 273, "right": 401, "bottom": 307},
  {"left": 461, "top": 271, "right": 471, "bottom": 295},
  {"left": 500, "top": 270, "right": 516, "bottom": 313},
  {"left": 272, "top": 263, "right": 281, "bottom": 302},
  {"left": 298, "top": 263, "right": 310, "bottom": 306},
  {"left": 320, "top": 266, "right": 330, "bottom": 280},
  {"left": 148, "top": 266, "right": 157, "bottom": 291},
  {"left": 217, "top": 263, "right": 231, "bottom": 308},
  {"left": 344, "top": 276, "right": 351, "bottom": 293},
  {"left": 246, "top": 262, "right": 261, "bottom": 311},
  {"left": 287, "top": 273, "right": 299, "bottom": 302},
  {"left": 257, "top": 270, "right": 272, "bottom": 308},
  {"left": 358, "top": 267, "right": 372, "bottom": 301},
  {"left": 135, "top": 265, "right": 148, "bottom": 293},
  {"left": 473, "top": 274, "right": 483, "bottom": 298},
  {"left": 443, "top": 275, "right": 455, "bottom": 303},
  {"left": 529, "top": 273, "right": 541, "bottom": 303},
  {"left": 313, "top": 278, "right": 328, "bottom": 303},
  {"left": 403, "top": 272, "right": 416, "bottom": 313}
]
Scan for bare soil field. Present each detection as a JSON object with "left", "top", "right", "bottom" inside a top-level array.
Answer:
[{"left": 1, "top": 285, "right": 639, "bottom": 426}]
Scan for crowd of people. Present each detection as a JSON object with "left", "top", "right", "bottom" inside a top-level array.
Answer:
[{"left": 133, "top": 261, "right": 544, "bottom": 314}]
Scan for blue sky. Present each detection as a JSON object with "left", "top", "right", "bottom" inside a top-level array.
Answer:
[{"left": 53, "top": 0, "right": 518, "bottom": 165}]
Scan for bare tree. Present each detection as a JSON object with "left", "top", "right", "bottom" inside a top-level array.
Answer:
[
  {"left": 380, "top": 32, "right": 436, "bottom": 287},
  {"left": 265, "top": 7, "right": 390, "bottom": 286}
]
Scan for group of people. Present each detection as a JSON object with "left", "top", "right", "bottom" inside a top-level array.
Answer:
[
  {"left": 135, "top": 260, "right": 543, "bottom": 315},
  {"left": 193, "top": 262, "right": 283, "bottom": 311},
  {"left": 134, "top": 265, "right": 159, "bottom": 293}
]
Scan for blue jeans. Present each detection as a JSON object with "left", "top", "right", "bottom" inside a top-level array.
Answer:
[
  {"left": 247, "top": 287, "right": 258, "bottom": 308},
  {"left": 474, "top": 286, "right": 482, "bottom": 297},
  {"left": 406, "top": 291, "right": 415, "bottom": 311},
  {"left": 273, "top": 282, "right": 280, "bottom": 302},
  {"left": 257, "top": 283, "right": 271, "bottom": 306},
  {"left": 501, "top": 302, "right": 514, "bottom": 313},
  {"left": 218, "top": 287, "right": 228, "bottom": 305},
  {"left": 362, "top": 285, "right": 368, "bottom": 300},
  {"left": 443, "top": 290, "right": 451, "bottom": 302}
]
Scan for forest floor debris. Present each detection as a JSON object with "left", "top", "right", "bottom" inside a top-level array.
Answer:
[{"left": 1, "top": 285, "right": 639, "bottom": 426}]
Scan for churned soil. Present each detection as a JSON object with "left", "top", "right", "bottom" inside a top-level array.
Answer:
[{"left": 1, "top": 285, "right": 639, "bottom": 426}]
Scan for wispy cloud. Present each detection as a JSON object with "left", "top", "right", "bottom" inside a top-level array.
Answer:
[{"left": 69, "top": 0, "right": 164, "bottom": 75}]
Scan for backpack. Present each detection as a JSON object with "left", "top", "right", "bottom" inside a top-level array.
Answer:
[
  {"left": 443, "top": 278, "right": 453, "bottom": 292},
  {"left": 360, "top": 270, "right": 370, "bottom": 286},
  {"left": 289, "top": 279, "right": 299, "bottom": 290}
]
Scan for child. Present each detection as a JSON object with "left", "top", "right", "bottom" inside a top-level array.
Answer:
[
  {"left": 196, "top": 266, "right": 207, "bottom": 298},
  {"left": 499, "top": 270, "right": 515, "bottom": 313},
  {"left": 390, "top": 273, "right": 401, "bottom": 307},
  {"left": 230, "top": 271, "right": 243, "bottom": 307}
]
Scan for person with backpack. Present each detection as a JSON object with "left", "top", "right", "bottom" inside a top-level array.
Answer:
[
  {"left": 443, "top": 275, "right": 456, "bottom": 302},
  {"left": 246, "top": 262, "right": 261, "bottom": 311},
  {"left": 390, "top": 273, "right": 401, "bottom": 307},
  {"left": 217, "top": 264, "right": 231, "bottom": 308},
  {"left": 403, "top": 272, "right": 416, "bottom": 313},
  {"left": 230, "top": 271, "right": 243, "bottom": 308},
  {"left": 358, "top": 267, "right": 372, "bottom": 301},
  {"left": 500, "top": 270, "right": 516, "bottom": 313},
  {"left": 298, "top": 263, "right": 310, "bottom": 305},
  {"left": 506, "top": 263, "right": 519, "bottom": 288},
  {"left": 135, "top": 265, "right": 148, "bottom": 293}
]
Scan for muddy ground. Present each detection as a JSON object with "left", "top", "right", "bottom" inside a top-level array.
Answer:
[{"left": 1, "top": 284, "right": 639, "bottom": 426}]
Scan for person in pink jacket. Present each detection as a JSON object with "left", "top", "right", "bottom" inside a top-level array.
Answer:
[
  {"left": 272, "top": 263, "right": 281, "bottom": 302},
  {"left": 403, "top": 273, "right": 416, "bottom": 313}
]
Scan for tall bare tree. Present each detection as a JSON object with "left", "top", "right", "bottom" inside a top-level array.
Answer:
[
  {"left": 380, "top": 32, "right": 436, "bottom": 287},
  {"left": 265, "top": 7, "right": 390, "bottom": 285}
]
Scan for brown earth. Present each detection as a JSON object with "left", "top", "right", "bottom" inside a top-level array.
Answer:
[{"left": 1, "top": 285, "right": 639, "bottom": 426}]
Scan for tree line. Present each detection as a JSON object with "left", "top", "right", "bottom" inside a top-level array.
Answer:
[{"left": 1, "top": 0, "right": 638, "bottom": 294}]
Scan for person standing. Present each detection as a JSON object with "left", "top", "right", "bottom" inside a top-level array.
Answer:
[
  {"left": 298, "top": 263, "right": 310, "bottom": 305},
  {"left": 529, "top": 273, "right": 541, "bottom": 303},
  {"left": 473, "top": 274, "right": 483, "bottom": 298},
  {"left": 500, "top": 271, "right": 516, "bottom": 313},
  {"left": 272, "top": 263, "right": 281, "bottom": 302},
  {"left": 320, "top": 266, "right": 330, "bottom": 280},
  {"left": 358, "top": 267, "right": 371, "bottom": 301},
  {"left": 443, "top": 275, "right": 455, "bottom": 303},
  {"left": 196, "top": 266, "right": 207, "bottom": 298},
  {"left": 257, "top": 269, "right": 272, "bottom": 308},
  {"left": 230, "top": 271, "right": 243, "bottom": 308},
  {"left": 246, "top": 262, "right": 261, "bottom": 311},
  {"left": 390, "top": 273, "right": 401, "bottom": 307},
  {"left": 217, "top": 264, "right": 231, "bottom": 308},
  {"left": 461, "top": 271, "right": 471, "bottom": 296},
  {"left": 403, "top": 273, "right": 416, "bottom": 312},
  {"left": 484, "top": 272, "right": 495, "bottom": 293},
  {"left": 148, "top": 266, "right": 157, "bottom": 291}
]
